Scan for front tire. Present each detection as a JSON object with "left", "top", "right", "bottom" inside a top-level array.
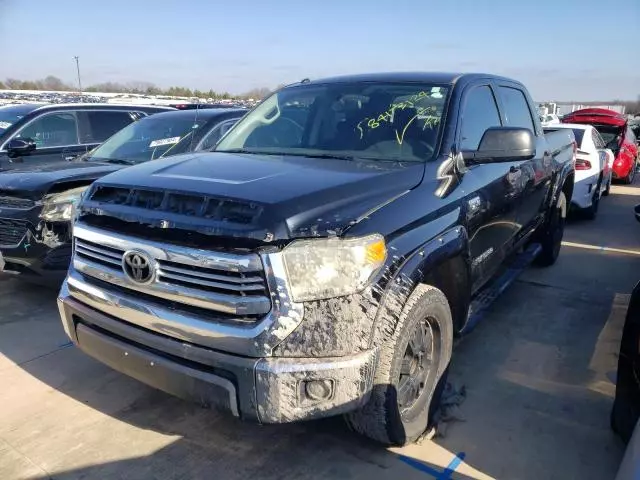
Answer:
[
  {"left": 345, "top": 285, "right": 453, "bottom": 446},
  {"left": 535, "top": 191, "right": 566, "bottom": 267}
]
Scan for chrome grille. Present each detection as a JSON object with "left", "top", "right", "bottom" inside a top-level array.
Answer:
[
  {"left": 72, "top": 223, "right": 271, "bottom": 318},
  {"left": 0, "top": 196, "right": 35, "bottom": 209},
  {"left": 0, "top": 218, "right": 28, "bottom": 246}
]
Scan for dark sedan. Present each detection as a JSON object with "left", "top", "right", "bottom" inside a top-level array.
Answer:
[{"left": 0, "top": 107, "right": 246, "bottom": 285}]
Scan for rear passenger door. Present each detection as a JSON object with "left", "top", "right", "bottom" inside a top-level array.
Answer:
[
  {"left": 496, "top": 84, "right": 552, "bottom": 238},
  {"left": 458, "top": 84, "right": 522, "bottom": 291},
  {"left": 75, "top": 110, "right": 138, "bottom": 160}
]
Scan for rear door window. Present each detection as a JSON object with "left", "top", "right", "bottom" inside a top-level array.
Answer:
[
  {"left": 570, "top": 129, "right": 585, "bottom": 148},
  {"left": 459, "top": 85, "right": 502, "bottom": 151},
  {"left": 16, "top": 112, "right": 79, "bottom": 148},
  {"left": 79, "top": 111, "right": 136, "bottom": 144},
  {"left": 499, "top": 87, "right": 535, "bottom": 132}
]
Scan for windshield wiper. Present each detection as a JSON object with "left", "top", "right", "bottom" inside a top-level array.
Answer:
[
  {"left": 219, "top": 149, "right": 358, "bottom": 160},
  {"left": 99, "top": 158, "right": 136, "bottom": 165}
]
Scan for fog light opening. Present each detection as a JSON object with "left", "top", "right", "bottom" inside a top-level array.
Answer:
[{"left": 304, "top": 379, "right": 334, "bottom": 401}]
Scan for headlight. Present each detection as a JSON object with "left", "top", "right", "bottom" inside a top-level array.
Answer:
[
  {"left": 281, "top": 234, "right": 387, "bottom": 302},
  {"left": 39, "top": 186, "right": 89, "bottom": 222}
]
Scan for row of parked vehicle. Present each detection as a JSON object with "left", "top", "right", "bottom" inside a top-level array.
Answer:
[
  {"left": 544, "top": 108, "right": 640, "bottom": 220},
  {"left": 0, "top": 74, "right": 638, "bottom": 464}
]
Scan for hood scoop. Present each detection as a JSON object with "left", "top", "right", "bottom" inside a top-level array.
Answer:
[{"left": 87, "top": 185, "right": 263, "bottom": 226}]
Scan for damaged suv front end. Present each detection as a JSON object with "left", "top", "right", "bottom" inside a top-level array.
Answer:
[{"left": 0, "top": 182, "right": 92, "bottom": 283}]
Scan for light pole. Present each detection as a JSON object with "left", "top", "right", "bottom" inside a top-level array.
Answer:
[{"left": 73, "top": 56, "right": 82, "bottom": 95}]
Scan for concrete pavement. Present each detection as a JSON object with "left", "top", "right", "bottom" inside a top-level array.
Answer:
[{"left": 1, "top": 183, "right": 639, "bottom": 479}]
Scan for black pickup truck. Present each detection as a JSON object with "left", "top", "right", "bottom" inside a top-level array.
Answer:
[{"left": 57, "top": 73, "right": 576, "bottom": 445}]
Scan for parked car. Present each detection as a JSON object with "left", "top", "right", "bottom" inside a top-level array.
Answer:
[
  {"left": 612, "top": 205, "right": 640, "bottom": 478},
  {"left": 545, "top": 123, "right": 613, "bottom": 218},
  {"left": 0, "top": 108, "right": 246, "bottom": 285},
  {"left": 540, "top": 113, "right": 561, "bottom": 126},
  {"left": 562, "top": 108, "right": 639, "bottom": 184},
  {"left": 57, "top": 72, "right": 575, "bottom": 445},
  {"left": 0, "top": 103, "right": 175, "bottom": 171}
]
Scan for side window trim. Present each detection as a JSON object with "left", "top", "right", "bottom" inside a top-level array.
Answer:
[
  {"left": 196, "top": 118, "right": 239, "bottom": 150},
  {"left": 456, "top": 82, "right": 502, "bottom": 152},
  {"left": 1, "top": 110, "right": 81, "bottom": 151}
]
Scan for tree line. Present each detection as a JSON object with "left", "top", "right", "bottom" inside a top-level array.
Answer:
[{"left": 0, "top": 75, "right": 280, "bottom": 100}]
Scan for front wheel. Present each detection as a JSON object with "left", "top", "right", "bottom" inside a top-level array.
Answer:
[
  {"left": 345, "top": 285, "right": 453, "bottom": 446},
  {"left": 535, "top": 191, "right": 566, "bottom": 267}
]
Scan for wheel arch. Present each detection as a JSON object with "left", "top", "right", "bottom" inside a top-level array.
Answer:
[{"left": 369, "top": 225, "right": 471, "bottom": 348}]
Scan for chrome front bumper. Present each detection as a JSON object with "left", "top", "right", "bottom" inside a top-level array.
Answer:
[{"left": 57, "top": 289, "right": 377, "bottom": 423}]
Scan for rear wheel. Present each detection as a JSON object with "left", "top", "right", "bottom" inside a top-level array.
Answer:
[
  {"left": 345, "top": 285, "right": 453, "bottom": 446},
  {"left": 535, "top": 191, "right": 566, "bottom": 267},
  {"left": 603, "top": 177, "right": 611, "bottom": 196},
  {"left": 582, "top": 177, "right": 601, "bottom": 220},
  {"left": 622, "top": 163, "right": 636, "bottom": 185}
]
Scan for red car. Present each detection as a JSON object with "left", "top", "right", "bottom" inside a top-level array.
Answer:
[{"left": 562, "top": 108, "right": 639, "bottom": 184}]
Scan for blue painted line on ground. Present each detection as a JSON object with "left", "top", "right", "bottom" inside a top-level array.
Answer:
[
  {"left": 398, "top": 452, "right": 466, "bottom": 479},
  {"left": 58, "top": 341, "right": 73, "bottom": 348}
]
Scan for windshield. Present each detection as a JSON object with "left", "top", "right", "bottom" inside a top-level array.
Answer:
[
  {"left": 87, "top": 114, "right": 200, "bottom": 164},
  {"left": 0, "top": 107, "right": 30, "bottom": 130},
  {"left": 215, "top": 82, "right": 450, "bottom": 163}
]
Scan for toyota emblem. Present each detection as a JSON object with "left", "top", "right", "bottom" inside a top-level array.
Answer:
[{"left": 122, "top": 250, "right": 155, "bottom": 284}]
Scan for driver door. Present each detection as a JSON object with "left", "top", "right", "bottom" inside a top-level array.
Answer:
[{"left": 4, "top": 111, "right": 86, "bottom": 168}]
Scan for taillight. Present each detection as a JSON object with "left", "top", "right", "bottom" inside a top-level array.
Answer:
[{"left": 575, "top": 159, "right": 592, "bottom": 170}]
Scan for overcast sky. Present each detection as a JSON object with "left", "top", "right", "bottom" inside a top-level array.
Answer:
[{"left": 1, "top": 0, "right": 638, "bottom": 100}]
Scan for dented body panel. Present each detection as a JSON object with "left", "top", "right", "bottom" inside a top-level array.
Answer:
[{"left": 56, "top": 72, "right": 576, "bottom": 425}]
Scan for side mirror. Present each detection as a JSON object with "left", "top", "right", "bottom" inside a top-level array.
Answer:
[
  {"left": 463, "top": 127, "right": 536, "bottom": 164},
  {"left": 7, "top": 138, "right": 36, "bottom": 158},
  {"left": 635, "top": 204, "right": 640, "bottom": 224}
]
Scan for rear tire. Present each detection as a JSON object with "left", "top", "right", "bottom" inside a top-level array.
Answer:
[
  {"left": 622, "top": 163, "right": 636, "bottom": 185},
  {"left": 535, "top": 191, "right": 566, "bottom": 267},
  {"left": 582, "top": 177, "right": 601, "bottom": 220},
  {"left": 603, "top": 176, "right": 611, "bottom": 196},
  {"left": 345, "top": 285, "right": 453, "bottom": 446}
]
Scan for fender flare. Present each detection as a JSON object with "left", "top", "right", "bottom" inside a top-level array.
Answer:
[{"left": 368, "top": 224, "right": 470, "bottom": 347}]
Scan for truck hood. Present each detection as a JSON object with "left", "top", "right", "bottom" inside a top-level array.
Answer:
[
  {"left": 82, "top": 152, "right": 425, "bottom": 241},
  {"left": 0, "top": 161, "right": 122, "bottom": 199}
]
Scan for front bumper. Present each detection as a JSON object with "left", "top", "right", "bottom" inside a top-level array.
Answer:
[
  {"left": 57, "top": 283, "right": 377, "bottom": 423},
  {"left": 0, "top": 208, "right": 72, "bottom": 284}
]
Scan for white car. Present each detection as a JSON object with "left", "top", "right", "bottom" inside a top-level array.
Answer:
[
  {"left": 540, "top": 113, "right": 561, "bottom": 126},
  {"left": 546, "top": 123, "right": 614, "bottom": 219}
]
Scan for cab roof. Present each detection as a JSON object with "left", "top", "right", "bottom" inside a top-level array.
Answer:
[{"left": 300, "top": 72, "right": 518, "bottom": 87}]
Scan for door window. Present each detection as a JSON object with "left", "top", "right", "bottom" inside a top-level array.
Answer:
[
  {"left": 16, "top": 113, "right": 79, "bottom": 148},
  {"left": 499, "top": 87, "right": 535, "bottom": 132},
  {"left": 460, "top": 85, "right": 502, "bottom": 151},
  {"left": 80, "top": 111, "right": 136, "bottom": 143},
  {"left": 197, "top": 119, "right": 240, "bottom": 151}
]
